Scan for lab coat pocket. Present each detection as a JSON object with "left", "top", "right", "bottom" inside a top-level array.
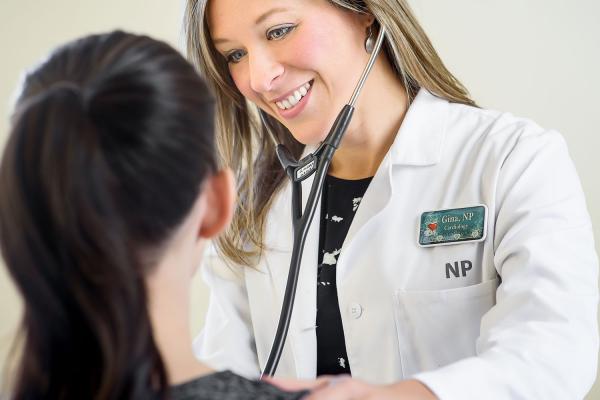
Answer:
[{"left": 394, "top": 278, "right": 498, "bottom": 376}]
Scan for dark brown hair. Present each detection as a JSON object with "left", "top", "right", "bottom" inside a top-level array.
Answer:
[{"left": 0, "top": 31, "right": 216, "bottom": 399}]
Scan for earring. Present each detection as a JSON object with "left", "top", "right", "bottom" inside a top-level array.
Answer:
[{"left": 364, "top": 24, "right": 375, "bottom": 54}]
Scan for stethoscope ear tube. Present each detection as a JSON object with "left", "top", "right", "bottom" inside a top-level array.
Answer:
[{"left": 260, "top": 26, "right": 386, "bottom": 379}]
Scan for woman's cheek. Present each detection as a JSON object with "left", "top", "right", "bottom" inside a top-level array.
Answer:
[{"left": 289, "top": 31, "right": 326, "bottom": 70}]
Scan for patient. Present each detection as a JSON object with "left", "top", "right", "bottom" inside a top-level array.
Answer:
[{"left": 0, "top": 31, "right": 305, "bottom": 399}]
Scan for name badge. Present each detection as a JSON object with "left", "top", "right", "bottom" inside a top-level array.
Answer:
[{"left": 418, "top": 205, "right": 487, "bottom": 247}]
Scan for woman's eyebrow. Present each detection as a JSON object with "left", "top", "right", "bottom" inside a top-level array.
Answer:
[
  {"left": 213, "top": 7, "right": 290, "bottom": 45},
  {"left": 255, "top": 7, "right": 289, "bottom": 25}
]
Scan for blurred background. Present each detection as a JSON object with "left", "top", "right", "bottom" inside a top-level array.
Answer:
[{"left": 0, "top": 0, "right": 599, "bottom": 397}]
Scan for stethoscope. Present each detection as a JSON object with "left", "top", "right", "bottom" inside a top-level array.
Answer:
[{"left": 260, "top": 26, "right": 387, "bottom": 378}]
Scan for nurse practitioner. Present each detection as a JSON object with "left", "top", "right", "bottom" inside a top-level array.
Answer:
[{"left": 184, "top": 0, "right": 599, "bottom": 398}]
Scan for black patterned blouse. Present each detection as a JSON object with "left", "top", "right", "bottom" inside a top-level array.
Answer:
[{"left": 316, "top": 174, "right": 373, "bottom": 376}]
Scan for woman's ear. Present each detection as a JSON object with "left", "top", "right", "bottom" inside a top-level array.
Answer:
[
  {"left": 198, "top": 168, "right": 235, "bottom": 239},
  {"left": 359, "top": 12, "right": 376, "bottom": 30}
]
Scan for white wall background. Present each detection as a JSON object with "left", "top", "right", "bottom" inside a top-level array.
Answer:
[{"left": 0, "top": 0, "right": 598, "bottom": 398}]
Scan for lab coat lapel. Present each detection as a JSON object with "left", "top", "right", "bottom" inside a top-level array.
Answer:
[
  {"left": 290, "top": 170, "right": 320, "bottom": 378},
  {"left": 337, "top": 89, "right": 448, "bottom": 279},
  {"left": 266, "top": 149, "right": 320, "bottom": 378},
  {"left": 388, "top": 88, "right": 448, "bottom": 166},
  {"left": 340, "top": 156, "right": 392, "bottom": 275},
  {"left": 254, "top": 182, "right": 295, "bottom": 375}
]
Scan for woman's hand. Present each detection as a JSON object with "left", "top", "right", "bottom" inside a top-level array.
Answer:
[
  {"left": 265, "top": 375, "right": 437, "bottom": 400},
  {"left": 304, "top": 378, "right": 438, "bottom": 400},
  {"left": 262, "top": 375, "right": 332, "bottom": 392}
]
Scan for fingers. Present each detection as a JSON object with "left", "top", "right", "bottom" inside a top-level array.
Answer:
[
  {"left": 304, "top": 376, "right": 373, "bottom": 400},
  {"left": 263, "top": 375, "right": 332, "bottom": 392}
]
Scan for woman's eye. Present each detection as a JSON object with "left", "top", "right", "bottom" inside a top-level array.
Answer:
[
  {"left": 226, "top": 49, "right": 246, "bottom": 64},
  {"left": 266, "top": 25, "right": 296, "bottom": 41}
]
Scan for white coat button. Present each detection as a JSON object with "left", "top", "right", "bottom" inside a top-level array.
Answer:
[{"left": 350, "top": 303, "right": 363, "bottom": 319}]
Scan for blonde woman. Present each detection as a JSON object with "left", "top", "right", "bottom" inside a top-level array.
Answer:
[{"left": 184, "top": 1, "right": 598, "bottom": 399}]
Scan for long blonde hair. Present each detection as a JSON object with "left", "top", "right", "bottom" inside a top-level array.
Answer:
[{"left": 184, "top": 0, "right": 475, "bottom": 267}]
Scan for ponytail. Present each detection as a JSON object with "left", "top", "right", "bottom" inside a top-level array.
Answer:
[
  {"left": 0, "top": 31, "right": 216, "bottom": 399},
  {"left": 1, "top": 82, "right": 167, "bottom": 399}
]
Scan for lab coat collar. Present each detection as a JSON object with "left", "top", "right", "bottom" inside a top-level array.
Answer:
[{"left": 389, "top": 88, "right": 449, "bottom": 166}]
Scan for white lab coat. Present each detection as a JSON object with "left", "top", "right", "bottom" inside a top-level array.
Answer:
[{"left": 194, "top": 89, "right": 599, "bottom": 399}]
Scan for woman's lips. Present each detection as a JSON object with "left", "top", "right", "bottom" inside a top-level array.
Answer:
[{"left": 275, "top": 80, "right": 313, "bottom": 119}]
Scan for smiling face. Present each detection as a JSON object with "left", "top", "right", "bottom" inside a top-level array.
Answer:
[{"left": 208, "top": 0, "right": 373, "bottom": 145}]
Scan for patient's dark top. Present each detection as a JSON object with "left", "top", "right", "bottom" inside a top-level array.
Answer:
[{"left": 170, "top": 370, "right": 306, "bottom": 400}]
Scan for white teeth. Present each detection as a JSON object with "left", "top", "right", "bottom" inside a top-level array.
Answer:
[
  {"left": 288, "top": 94, "right": 299, "bottom": 106},
  {"left": 275, "top": 81, "right": 312, "bottom": 110}
]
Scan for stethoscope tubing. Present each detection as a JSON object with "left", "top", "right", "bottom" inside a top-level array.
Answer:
[{"left": 260, "top": 26, "right": 387, "bottom": 378}]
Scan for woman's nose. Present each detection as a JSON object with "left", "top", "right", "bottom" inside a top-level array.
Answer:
[{"left": 248, "top": 51, "right": 284, "bottom": 94}]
